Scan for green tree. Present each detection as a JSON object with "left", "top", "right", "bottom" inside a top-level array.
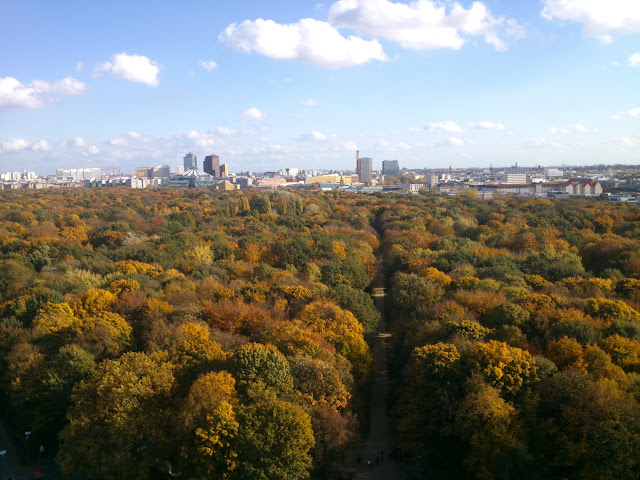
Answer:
[
  {"left": 485, "top": 302, "right": 530, "bottom": 329},
  {"left": 456, "top": 378, "right": 526, "bottom": 480},
  {"left": 228, "top": 343, "right": 293, "bottom": 398},
  {"left": 57, "top": 352, "right": 175, "bottom": 480},
  {"left": 235, "top": 399, "right": 315, "bottom": 480},
  {"left": 390, "top": 272, "right": 445, "bottom": 317},
  {"left": 249, "top": 194, "right": 272, "bottom": 215},
  {"left": 176, "top": 371, "right": 239, "bottom": 479},
  {"left": 330, "top": 283, "right": 380, "bottom": 336}
]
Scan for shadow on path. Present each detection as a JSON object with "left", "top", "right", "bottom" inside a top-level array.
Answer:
[
  {"left": 0, "top": 421, "right": 62, "bottom": 480},
  {"left": 343, "top": 257, "right": 404, "bottom": 480}
]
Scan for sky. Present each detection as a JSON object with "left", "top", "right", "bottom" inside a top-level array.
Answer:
[{"left": 1, "top": 0, "right": 639, "bottom": 175}]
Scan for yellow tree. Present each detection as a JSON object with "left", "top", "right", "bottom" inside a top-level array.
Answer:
[
  {"left": 469, "top": 340, "right": 538, "bottom": 398},
  {"left": 297, "top": 300, "right": 372, "bottom": 381},
  {"left": 57, "top": 352, "right": 175, "bottom": 480},
  {"left": 177, "top": 371, "right": 239, "bottom": 480}
]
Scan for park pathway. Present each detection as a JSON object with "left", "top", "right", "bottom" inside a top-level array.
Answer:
[
  {"left": 343, "top": 257, "right": 404, "bottom": 480},
  {"left": 0, "top": 421, "right": 61, "bottom": 480}
]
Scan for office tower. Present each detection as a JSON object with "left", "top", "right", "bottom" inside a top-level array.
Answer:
[
  {"left": 136, "top": 167, "right": 151, "bottom": 178},
  {"left": 184, "top": 152, "right": 197, "bottom": 171},
  {"left": 152, "top": 165, "right": 170, "bottom": 178},
  {"left": 382, "top": 160, "right": 400, "bottom": 176},
  {"left": 356, "top": 153, "right": 372, "bottom": 185},
  {"left": 220, "top": 164, "right": 229, "bottom": 177},
  {"left": 203, "top": 154, "right": 220, "bottom": 176}
]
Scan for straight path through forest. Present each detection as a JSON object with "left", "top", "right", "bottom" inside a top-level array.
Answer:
[{"left": 343, "top": 257, "right": 404, "bottom": 479}]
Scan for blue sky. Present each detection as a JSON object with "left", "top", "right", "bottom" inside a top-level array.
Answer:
[{"left": 1, "top": 0, "right": 639, "bottom": 175}]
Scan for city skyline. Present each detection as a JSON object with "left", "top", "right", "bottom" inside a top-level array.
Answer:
[{"left": 1, "top": 0, "right": 640, "bottom": 175}]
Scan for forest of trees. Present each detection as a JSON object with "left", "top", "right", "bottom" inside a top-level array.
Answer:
[
  {"left": 379, "top": 192, "right": 640, "bottom": 479},
  {"left": 0, "top": 187, "right": 639, "bottom": 479}
]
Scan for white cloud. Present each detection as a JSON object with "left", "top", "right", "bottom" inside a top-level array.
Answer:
[
  {"left": 243, "top": 107, "right": 265, "bottom": 120},
  {"left": 300, "top": 98, "right": 319, "bottom": 107},
  {"left": 109, "top": 137, "right": 128, "bottom": 147},
  {"left": 629, "top": 52, "right": 640, "bottom": 67},
  {"left": 72, "top": 136, "right": 87, "bottom": 148},
  {"left": 309, "top": 130, "right": 327, "bottom": 141},
  {"left": 542, "top": 0, "right": 640, "bottom": 43},
  {"left": 612, "top": 107, "right": 640, "bottom": 120},
  {"left": 0, "top": 76, "right": 87, "bottom": 109},
  {"left": 128, "top": 131, "right": 142, "bottom": 139},
  {"left": 97, "top": 53, "right": 160, "bottom": 87},
  {"left": 329, "top": 0, "right": 517, "bottom": 52},
  {"left": 31, "top": 139, "right": 51, "bottom": 151},
  {"left": 469, "top": 121, "right": 504, "bottom": 130},
  {"left": 524, "top": 136, "right": 563, "bottom": 149},
  {"left": 551, "top": 124, "right": 591, "bottom": 134},
  {"left": 200, "top": 60, "right": 218, "bottom": 71},
  {"left": 436, "top": 136, "right": 464, "bottom": 147},
  {"left": 219, "top": 17, "right": 388, "bottom": 68},
  {"left": 187, "top": 130, "right": 216, "bottom": 147},
  {"left": 0, "top": 138, "right": 30, "bottom": 152},
  {"left": 427, "top": 121, "right": 463, "bottom": 132},
  {"left": 617, "top": 137, "right": 637, "bottom": 146},
  {"left": 344, "top": 140, "right": 358, "bottom": 150},
  {"left": 87, "top": 145, "right": 100, "bottom": 155},
  {"left": 215, "top": 127, "right": 236, "bottom": 136}
]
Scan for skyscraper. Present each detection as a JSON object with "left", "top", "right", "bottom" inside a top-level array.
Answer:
[
  {"left": 220, "top": 163, "right": 229, "bottom": 177},
  {"left": 382, "top": 160, "right": 400, "bottom": 176},
  {"left": 203, "top": 154, "right": 220, "bottom": 176},
  {"left": 356, "top": 152, "right": 372, "bottom": 185},
  {"left": 184, "top": 152, "right": 197, "bottom": 171}
]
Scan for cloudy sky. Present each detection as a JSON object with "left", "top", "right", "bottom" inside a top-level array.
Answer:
[{"left": 1, "top": 0, "right": 639, "bottom": 175}]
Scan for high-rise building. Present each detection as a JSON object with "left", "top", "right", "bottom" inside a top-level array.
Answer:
[
  {"left": 151, "top": 165, "right": 170, "bottom": 178},
  {"left": 220, "top": 163, "right": 229, "bottom": 177},
  {"left": 184, "top": 152, "right": 197, "bottom": 171},
  {"left": 203, "top": 154, "right": 220, "bottom": 177},
  {"left": 382, "top": 160, "right": 400, "bottom": 176},
  {"left": 356, "top": 152, "right": 372, "bottom": 185},
  {"left": 136, "top": 167, "right": 151, "bottom": 178}
]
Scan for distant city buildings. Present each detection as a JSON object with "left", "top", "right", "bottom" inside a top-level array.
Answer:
[
  {"left": 2, "top": 152, "right": 636, "bottom": 199},
  {"left": 425, "top": 174, "right": 439, "bottom": 188},
  {"left": 152, "top": 165, "right": 170, "bottom": 178},
  {"left": 136, "top": 167, "right": 150, "bottom": 178},
  {"left": 382, "top": 160, "right": 400, "bottom": 176},
  {"left": 56, "top": 168, "right": 102, "bottom": 180},
  {"left": 356, "top": 151, "right": 372, "bottom": 185},
  {"left": 183, "top": 152, "right": 197, "bottom": 171},
  {"left": 503, "top": 167, "right": 528, "bottom": 184},
  {"left": 203, "top": 154, "right": 220, "bottom": 177},
  {"left": 136, "top": 165, "right": 170, "bottom": 178}
]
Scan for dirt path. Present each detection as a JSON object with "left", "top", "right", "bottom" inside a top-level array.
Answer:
[{"left": 343, "top": 257, "right": 404, "bottom": 479}]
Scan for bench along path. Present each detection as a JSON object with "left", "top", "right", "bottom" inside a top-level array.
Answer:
[{"left": 343, "top": 257, "right": 404, "bottom": 480}]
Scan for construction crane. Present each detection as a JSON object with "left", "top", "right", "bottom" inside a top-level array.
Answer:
[{"left": 102, "top": 166, "right": 121, "bottom": 178}]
